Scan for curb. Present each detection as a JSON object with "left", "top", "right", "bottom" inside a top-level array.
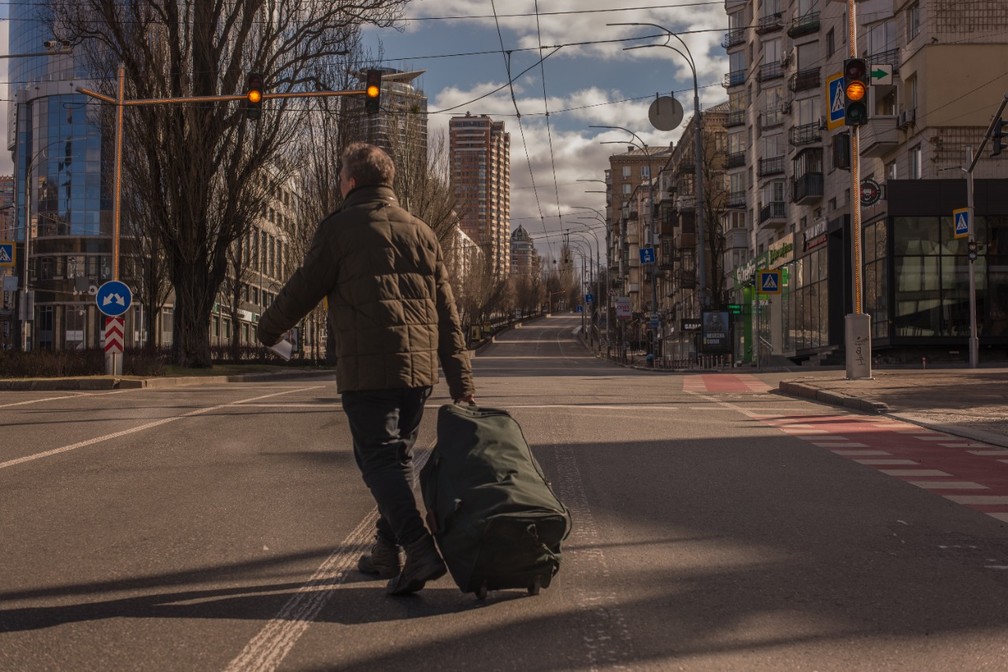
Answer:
[
  {"left": 778, "top": 381, "right": 889, "bottom": 414},
  {"left": 0, "top": 368, "right": 335, "bottom": 392}
]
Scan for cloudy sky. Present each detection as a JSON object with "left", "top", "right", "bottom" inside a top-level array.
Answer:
[
  {"left": 364, "top": 0, "right": 729, "bottom": 257},
  {"left": 0, "top": 0, "right": 729, "bottom": 258}
]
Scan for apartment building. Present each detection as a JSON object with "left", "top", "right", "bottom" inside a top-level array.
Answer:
[
  {"left": 345, "top": 68, "right": 429, "bottom": 173},
  {"left": 606, "top": 146, "right": 673, "bottom": 342},
  {"left": 724, "top": 0, "right": 1008, "bottom": 365},
  {"left": 449, "top": 113, "right": 511, "bottom": 279},
  {"left": 509, "top": 225, "right": 539, "bottom": 279}
]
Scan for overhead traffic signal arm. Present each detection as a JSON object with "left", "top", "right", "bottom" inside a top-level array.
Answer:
[{"left": 992, "top": 118, "right": 1005, "bottom": 157}]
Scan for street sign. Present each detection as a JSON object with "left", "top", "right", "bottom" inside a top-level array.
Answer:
[
  {"left": 681, "top": 318, "right": 701, "bottom": 332},
  {"left": 585, "top": 293, "right": 594, "bottom": 303},
  {"left": 0, "top": 241, "right": 14, "bottom": 268},
  {"left": 759, "top": 269, "right": 782, "bottom": 294},
  {"left": 826, "top": 72, "right": 845, "bottom": 130},
  {"left": 103, "top": 316, "right": 124, "bottom": 355},
  {"left": 870, "top": 64, "right": 893, "bottom": 85},
  {"left": 953, "top": 207, "right": 970, "bottom": 239},
  {"left": 615, "top": 297, "right": 631, "bottom": 319},
  {"left": 95, "top": 280, "right": 132, "bottom": 317},
  {"left": 649, "top": 313, "right": 660, "bottom": 329},
  {"left": 860, "top": 178, "right": 882, "bottom": 207},
  {"left": 639, "top": 247, "right": 656, "bottom": 264},
  {"left": 728, "top": 303, "right": 743, "bottom": 315}
]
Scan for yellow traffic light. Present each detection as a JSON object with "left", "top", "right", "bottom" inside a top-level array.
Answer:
[
  {"left": 245, "top": 72, "right": 264, "bottom": 120},
  {"left": 364, "top": 69, "right": 382, "bottom": 115},
  {"left": 845, "top": 81, "right": 866, "bottom": 102}
]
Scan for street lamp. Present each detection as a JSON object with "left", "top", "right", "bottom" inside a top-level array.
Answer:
[{"left": 610, "top": 21, "right": 707, "bottom": 310}]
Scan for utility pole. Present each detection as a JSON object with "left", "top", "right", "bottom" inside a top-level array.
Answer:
[{"left": 843, "top": 0, "right": 872, "bottom": 380}]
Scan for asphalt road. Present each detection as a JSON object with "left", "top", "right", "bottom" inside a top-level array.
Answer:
[{"left": 3, "top": 314, "right": 1008, "bottom": 671}]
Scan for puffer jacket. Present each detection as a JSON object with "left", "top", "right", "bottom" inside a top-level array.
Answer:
[{"left": 257, "top": 185, "right": 474, "bottom": 399}]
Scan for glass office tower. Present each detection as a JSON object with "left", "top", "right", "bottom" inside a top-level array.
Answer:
[{"left": 7, "top": 0, "right": 112, "bottom": 351}]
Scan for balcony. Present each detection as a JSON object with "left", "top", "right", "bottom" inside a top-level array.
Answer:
[
  {"left": 726, "top": 152, "right": 746, "bottom": 169},
  {"left": 787, "top": 11, "right": 820, "bottom": 38},
  {"left": 789, "top": 121, "right": 822, "bottom": 147},
  {"left": 755, "top": 12, "right": 785, "bottom": 34},
  {"left": 759, "top": 201, "right": 787, "bottom": 226},
  {"left": 860, "top": 115, "right": 900, "bottom": 157},
  {"left": 757, "top": 61, "right": 784, "bottom": 82},
  {"left": 722, "top": 28, "right": 746, "bottom": 49},
  {"left": 788, "top": 67, "right": 821, "bottom": 93},
  {"left": 726, "top": 109, "right": 746, "bottom": 127},
  {"left": 723, "top": 69, "right": 746, "bottom": 88},
  {"left": 792, "top": 172, "right": 824, "bottom": 204},
  {"left": 758, "top": 156, "right": 786, "bottom": 177},
  {"left": 727, "top": 190, "right": 746, "bottom": 208}
]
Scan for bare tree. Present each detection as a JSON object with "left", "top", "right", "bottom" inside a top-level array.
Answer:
[{"left": 51, "top": 0, "right": 408, "bottom": 367}]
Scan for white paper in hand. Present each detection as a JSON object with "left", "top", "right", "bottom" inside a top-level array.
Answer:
[{"left": 268, "top": 339, "right": 293, "bottom": 361}]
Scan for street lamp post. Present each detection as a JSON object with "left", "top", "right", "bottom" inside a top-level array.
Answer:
[{"left": 611, "top": 21, "right": 706, "bottom": 310}]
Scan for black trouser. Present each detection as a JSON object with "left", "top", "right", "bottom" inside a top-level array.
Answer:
[{"left": 341, "top": 386, "right": 432, "bottom": 547}]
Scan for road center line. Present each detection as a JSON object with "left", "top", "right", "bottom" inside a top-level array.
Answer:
[
  {"left": 0, "top": 385, "right": 326, "bottom": 471},
  {"left": 224, "top": 444, "right": 435, "bottom": 672}
]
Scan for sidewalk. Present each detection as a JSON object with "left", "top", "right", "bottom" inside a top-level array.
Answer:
[{"left": 778, "top": 367, "right": 1008, "bottom": 448}]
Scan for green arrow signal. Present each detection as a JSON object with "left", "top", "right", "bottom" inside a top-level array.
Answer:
[{"left": 870, "top": 68, "right": 888, "bottom": 80}]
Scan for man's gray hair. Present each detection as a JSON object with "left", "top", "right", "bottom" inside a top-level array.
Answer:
[{"left": 341, "top": 142, "right": 395, "bottom": 187}]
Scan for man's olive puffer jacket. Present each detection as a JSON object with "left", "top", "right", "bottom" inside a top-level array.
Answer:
[{"left": 257, "top": 184, "right": 474, "bottom": 400}]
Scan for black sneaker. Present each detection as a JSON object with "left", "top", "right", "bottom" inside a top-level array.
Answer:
[
  {"left": 357, "top": 538, "right": 401, "bottom": 579},
  {"left": 386, "top": 534, "right": 446, "bottom": 595}
]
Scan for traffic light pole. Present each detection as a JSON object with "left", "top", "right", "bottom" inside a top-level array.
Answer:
[
  {"left": 963, "top": 92, "right": 1008, "bottom": 368},
  {"left": 844, "top": 0, "right": 871, "bottom": 380},
  {"left": 77, "top": 71, "right": 375, "bottom": 374}
]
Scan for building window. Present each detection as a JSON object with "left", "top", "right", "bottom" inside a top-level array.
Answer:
[
  {"left": 909, "top": 145, "right": 922, "bottom": 179},
  {"left": 622, "top": 166, "right": 631, "bottom": 178},
  {"left": 887, "top": 161, "right": 897, "bottom": 180},
  {"left": 907, "top": 2, "right": 920, "bottom": 40}
]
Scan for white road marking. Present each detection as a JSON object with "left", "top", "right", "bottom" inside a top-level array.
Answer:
[
  {"left": 880, "top": 469, "right": 951, "bottom": 477},
  {"left": 831, "top": 449, "right": 891, "bottom": 456},
  {"left": 810, "top": 442, "right": 869, "bottom": 448},
  {"left": 0, "top": 385, "right": 326, "bottom": 471},
  {"left": 0, "top": 389, "right": 134, "bottom": 408},
  {"left": 224, "top": 445, "right": 435, "bottom": 672},
  {"left": 854, "top": 459, "right": 919, "bottom": 465},
  {"left": 223, "top": 510, "right": 378, "bottom": 672},
  {"left": 969, "top": 450, "right": 1008, "bottom": 456},
  {"left": 945, "top": 495, "right": 1008, "bottom": 505},
  {"left": 910, "top": 481, "right": 987, "bottom": 490}
]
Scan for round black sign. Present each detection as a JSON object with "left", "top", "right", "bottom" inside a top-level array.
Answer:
[{"left": 860, "top": 178, "right": 881, "bottom": 207}]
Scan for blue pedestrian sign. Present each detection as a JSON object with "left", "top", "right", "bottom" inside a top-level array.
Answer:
[
  {"left": 95, "top": 280, "right": 132, "bottom": 317},
  {"left": 759, "top": 269, "right": 781, "bottom": 294},
  {"left": 639, "top": 247, "right": 656, "bottom": 264},
  {"left": 953, "top": 207, "right": 970, "bottom": 239},
  {"left": 585, "top": 293, "right": 594, "bottom": 303},
  {"left": 826, "top": 73, "right": 845, "bottom": 130},
  {"left": 0, "top": 241, "right": 13, "bottom": 268}
]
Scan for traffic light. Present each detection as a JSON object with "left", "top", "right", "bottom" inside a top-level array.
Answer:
[
  {"left": 992, "top": 118, "right": 1004, "bottom": 157},
  {"left": 968, "top": 239, "right": 978, "bottom": 262},
  {"left": 245, "top": 72, "right": 264, "bottom": 120},
  {"left": 843, "top": 58, "right": 870, "bottom": 126},
  {"left": 364, "top": 69, "right": 382, "bottom": 115}
]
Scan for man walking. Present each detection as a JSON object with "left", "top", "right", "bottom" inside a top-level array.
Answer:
[{"left": 257, "top": 142, "right": 475, "bottom": 595}]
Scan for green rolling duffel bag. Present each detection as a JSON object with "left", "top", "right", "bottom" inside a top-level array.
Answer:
[{"left": 420, "top": 403, "right": 573, "bottom": 599}]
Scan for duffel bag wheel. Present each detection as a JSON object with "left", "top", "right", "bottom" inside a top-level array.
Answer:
[
  {"left": 476, "top": 583, "right": 488, "bottom": 600},
  {"left": 527, "top": 576, "right": 541, "bottom": 596}
]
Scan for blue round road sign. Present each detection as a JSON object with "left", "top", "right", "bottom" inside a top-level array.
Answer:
[{"left": 95, "top": 280, "right": 132, "bottom": 317}]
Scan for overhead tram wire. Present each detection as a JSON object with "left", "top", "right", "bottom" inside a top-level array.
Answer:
[
  {"left": 490, "top": 0, "right": 554, "bottom": 258},
  {"left": 533, "top": 0, "right": 567, "bottom": 246}
]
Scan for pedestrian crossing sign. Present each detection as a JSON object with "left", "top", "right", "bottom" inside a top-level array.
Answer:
[
  {"left": 759, "top": 269, "right": 781, "bottom": 294},
  {"left": 953, "top": 207, "right": 970, "bottom": 239},
  {"left": 0, "top": 241, "right": 14, "bottom": 268}
]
